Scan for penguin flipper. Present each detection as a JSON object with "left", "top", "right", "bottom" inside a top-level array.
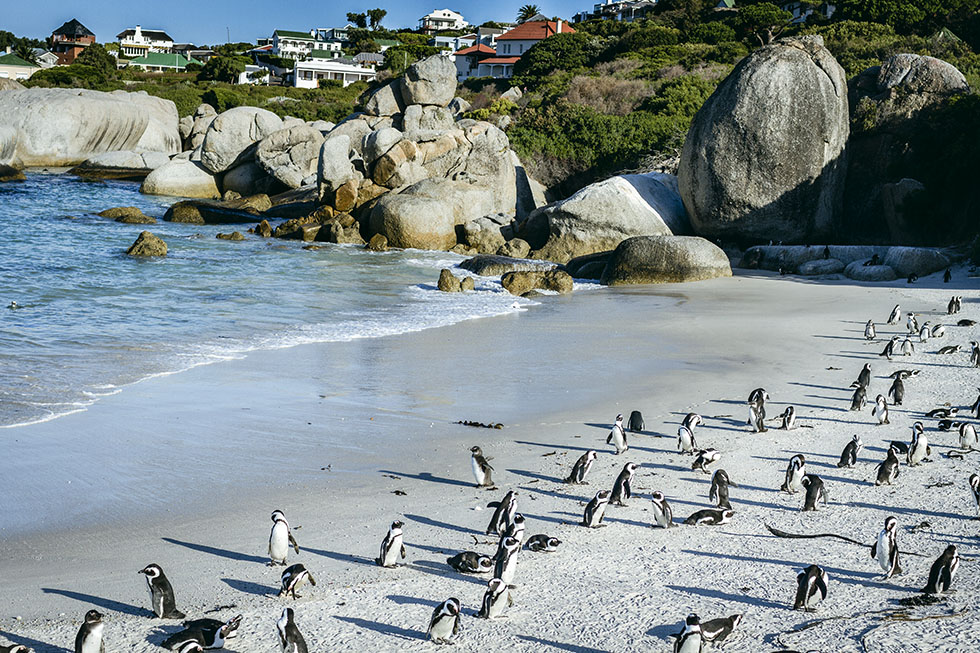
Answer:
[
  {"left": 400, "top": 544, "right": 406, "bottom": 559},
  {"left": 289, "top": 533, "right": 300, "bottom": 554},
  {"left": 870, "top": 541, "right": 877, "bottom": 559},
  {"left": 606, "top": 433, "right": 613, "bottom": 444}
]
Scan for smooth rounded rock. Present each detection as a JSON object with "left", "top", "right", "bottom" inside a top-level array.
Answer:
[{"left": 600, "top": 235, "right": 732, "bottom": 285}]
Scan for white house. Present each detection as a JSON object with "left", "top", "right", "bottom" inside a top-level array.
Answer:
[
  {"left": 272, "top": 29, "right": 341, "bottom": 60},
  {"left": 236, "top": 64, "right": 270, "bottom": 85},
  {"left": 431, "top": 34, "right": 476, "bottom": 54},
  {"left": 475, "top": 19, "right": 574, "bottom": 79},
  {"left": 574, "top": 0, "right": 658, "bottom": 23},
  {"left": 419, "top": 9, "right": 468, "bottom": 33},
  {"left": 782, "top": 2, "right": 836, "bottom": 24},
  {"left": 116, "top": 26, "right": 174, "bottom": 57},
  {"left": 293, "top": 57, "right": 376, "bottom": 88},
  {"left": 32, "top": 48, "right": 60, "bottom": 68}
]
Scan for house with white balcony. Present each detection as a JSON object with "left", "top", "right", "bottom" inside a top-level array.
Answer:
[
  {"left": 116, "top": 26, "right": 174, "bottom": 57},
  {"left": 574, "top": 0, "right": 658, "bottom": 23},
  {"left": 473, "top": 19, "right": 574, "bottom": 79},
  {"left": 272, "top": 29, "right": 342, "bottom": 60},
  {"left": 419, "top": 9, "right": 468, "bottom": 34},
  {"left": 293, "top": 57, "right": 376, "bottom": 88}
]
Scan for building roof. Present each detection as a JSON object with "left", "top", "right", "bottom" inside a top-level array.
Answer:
[
  {"left": 0, "top": 53, "right": 39, "bottom": 68},
  {"left": 354, "top": 52, "right": 385, "bottom": 62},
  {"left": 117, "top": 28, "right": 175, "bottom": 42},
  {"left": 497, "top": 20, "right": 575, "bottom": 41},
  {"left": 479, "top": 56, "right": 520, "bottom": 65},
  {"left": 455, "top": 43, "right": 495, "bottom": 56},
  {"left": 274, "top": 29, "right": 314, "bottom": 39},
  {"left": 127, "top": 52, "right": 200, "bottom": 68},
  {"left": 53, "top": 18, "right": 95, "bottom": 38}
]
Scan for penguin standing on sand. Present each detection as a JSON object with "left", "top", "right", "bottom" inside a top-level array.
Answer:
[
  {"left": 972, "top": 389, "right": 980, "bottom": 418},
  {"left": 427, "top": 598, "right": 461, "bottom": 644},
  {"left": 469, "top": 446, "right": 494, "bottom": 488},
  {"left": 700, "top": 614, "right": 744, "bottom": 647},
  {"left": 492, "top": 536, "right": 520, "bottom": 585},
  {"left": 875, "top": 448, "right": 900, "bottom": 486},
  {"left": 564, "top": 450, "right": 597, "bottom": 484},
  {"left": 922, "top": 545, "right": 959, "bottom": 594},
  {"left": 901, "top": 337, "right": 915, "bottom": 356},
  {"left": 888, "top": 304, "right": 901, "bottom": 325},
  {"left": 709, "top": 469, "right": 737, "bottom": 509},
  {"left": 279, "top": 564, "right": 316, "bottom": 599},
  {"left": 582, "top": 490, "right": 611, "bottom": 528},
  {"left": 944, "top": 268, "right": 952, "bottom": 283},
  {"left": 269, "top": 510, "right": 300, "bottom": 566},
  {"left": 486, "top": 490, "right": 518, "bottom": 536},
  {"left": 609, "top": 462, "right": 636, "bottom": 506},
  {"left": 672, "top": 614, "right": 703, "bottom": 653},
  {"left": 747, "top": 388, "right": 768, "bottom": 433},
  {"left": 677, "top": 425, "right": 697, "bottom": 454},
  {"left": 376, "top": 520, "right": 406, "bottom": 568},
  {"left": 477, "top": 578, "right": 514, "bottom": 619},
  {"left": 793, "top": 565, "right": 829, "bottom": 611},
  {"left": 627, "top": 410, "right": 644, "bottom": 433},
  {"left": 778, "top": 406, "right": 797, "bottom": 430},
  {"left": 74, "top": 610, "right": 104, "bottom": 653},
  {"left": 969, "top": 474, "right": 980, "bottom": 518},
  {"left": 879, "top": 336, "right": 900, "bottom": 360},
  {"left": 947, "top": 295, "right": 961, "bottom": 314},
  {"left": 907, "top": 312, "right": 919, "bottom": 334},
  {"left": 607, "top": 413, "right": 628, "bottom": 454},
  {"left": 849, "top": 386, "right": 867, "bottom": 411},
  {"left": 800, "top": 475, "right": 827, "bottom": 511},
  {"left": 838, "top": 435, "right": 862, "bottom": 468},
  {"left": 682, "top": 413, "right": 703, "bottom": 432},
  {"left": 919, "top": 324, "right": 931, "bottom": 343},
  {"left": 852, "top": 363, "right": 872, "bottom": 390},
  {"left": 865, "top": 320, "right": 876, "bottom": 340},
  {"left": 651, "top": 491, "right": 674, "bottom": 528},
  {"left": 873, "top": 395, "right": 890, "bottom": 425},
  {"left": 908, "top": 422, "right": 930, "bottom": 466},
  {"left": 888, "top": 375, "right": 905, "bottom": 406},
  {"left": 959, "top": 423, "right": 978, "bottom": 451},
  {"left": 139, "top": 564, "right": 185, "bottom": 619},
  {"left": 871, "top": 516, "right": 901, "bottom": 579},
  {"left": 276, "top": 607, "right": 308, "bottom": 653},
  {"left": 781, "top": 455, "right": 806, "bottom": 494},
  {"left": 970, "top": 341, "right": 980, "bottom": 367}
]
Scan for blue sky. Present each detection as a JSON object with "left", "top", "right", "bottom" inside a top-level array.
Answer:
[{"left": 6, "top": 1, "right": 574, "bottom": 46}]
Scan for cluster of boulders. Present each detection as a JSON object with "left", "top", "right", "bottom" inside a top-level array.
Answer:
[{"left": 741, "top": 245, "right": 951, "bottom": 281}]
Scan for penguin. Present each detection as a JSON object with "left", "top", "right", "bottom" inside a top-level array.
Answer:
[
  {"left": 864, "top": 320, "right": 876, "bottom": 341},
  {"left": 852, "top": 363, "right": 872, "bottom": 390},
  {"left": 609, "top": 462, "right": 636, "bottom": 506},
  {"left": 823, "top": 245, "right": 831, "bottom": 259},
  {"left": 944, "top": 268, "right": 952, "bottom": 283},
  {"left": 677, "top": 425, "right": 697, "bottom": 454},
  {"left": 781, "top": 454, "right": 806, "bottom": 494},
  {"left": 958, "top": 422, "right": 978, "bottom": 451},
  {"left": 469, "top": 446, "right": 494, "bottom": 488},
  {"left": 582, "top": 490, "right": 611, "bottom": 528},
  {"left": 973, "top": 389, "right": 980, "bottom": 419},
  {"left": 447, "top": 551, "right": 493, "bottom": 574},
  {"left": 872, "top": 394, "right": 890, "bottom": 425},
  {"left": 778, "top": 406, "right": 797, "bottom": 430},
  {"left": 931, "top": 324, "right": 946, "bottom": 338},
  {"left": 709, "top": 469, "right": 737, "bottom": 509},
  {"left": 937, "top": 344, "right": 961, "bottom": 355},
  {"left": 800, "top": 474, "right": 828, "bottom": 511},
  {"left": 875, "top": 447, "right": 900, "bottom": 486},
  {"left": 793, "top": 565, "right": 829, "bottom": 611},
  {"left": 376, "top": 520, "right": 406, "bottom": 568},
  {"left": 485, "top": 490, "right": 517, "bottom": 536},
  {"left": 747, "top": 388, "right": 768, "bottom": 433},
  {"left": 922, "top": 545, "right": 959, "bottom": 594},
  {"left": 684, "top": 508, "right": 733, "bottom": 526},
  {"left": 919, "top": 324, "right": 931, "bottom": 343},
  {"left": 887, "top": 304, "right": 901, "bottom": 324},
  {"left": 969, "top": 473, "right": 980, "bottom": 518},
  {"left": 837, "top": 434, "right": 862, "bottom": 468},
  {"left": 682, "top": 412, "right": 703, "bottom": 432},
  {"left": 889, "top": 440, "right": 909, "bottom": 456},
  {"left": 908, "top": 422, "right": 930, "bottom": 466},
  {"left": 268, "top": 510, "right": 300, "bottom": 566},
  {"left": 901, "top": 337, "right": 915, "bottom": 356},
  {"left": 888, "top": 376, "right": 904, "bottom": 406},
  {"left": 889, "top": 369, "right": 919, "bottom": 379},
  {"left": 74, "top": 610, "right": 104, "bottom": 653},
  {"left": 279, "top": 563, "right": 315, "bottom": 599},
  {"left": 865, "top": 254, "right": 881, "bottom": 266},
  {"left": 971, "top": 341, "right": 980, "bottom": 367},
  {"left": 948, "top": 295, "right": 958, "bottom": 314},
  {"left": 958, "top": 319, "right": 977, "bottom": 326},
  {"left": 699, "top": 614, "right": 744, "bottom": 647},
  {"left": 937, "top": 419, "right": 960, "bottom": 431},
  {"left": 477, "top": 577, "right": 514, "bottom": 619},
  {"left": 672, "top": 613, "right": 702, "bottom": 653},
  {"left": 926, "top": 407, "right": 958, "bottom": 418},
  {"left": 492, "top": 536, "right": 520, "bottom": 585},
  {"left": 525, "top": 534, "right": 561, "bottom": 552},
  {"left": 954, "top": 296, "right": 963, "bottom": 312},
  {"left": 564, "top": 450, "right": 597, "bottom": 484},
  {"left": 871, "top": 516, "right": 901, "bottom": 579},
  {"left": 0, "top": 646, "right": 30, "bottom": 653},
  {"left": 607, "top": 413, "right": 628, "bottom": 454},
  {"left": 907, "top": 312, "right": 919, "bottom": 334},
  {"left": 503, "top": 512, "right": 526, "bottom": 546},
  {"left": 162, "top": 614, "right": 242, "bottom": 650},
  {"left": 907, "top": 273, "right": 918, "bottom": 284},
  {"left": 879, "top": 336, "right": 899, "bottom": 360},
  {"left": 426, "top": 597, "right": 461, "bottom": 645},
  {"left": 627, "top": 410, "right": 644, "bottom": 433},
  {"left": 691, "top": 448, "right": 721, "bottom": 474},
  {"left": 651, "top": 491, "right": 674, "bottom": 529},
  {"left": 138, "top": 563, "right": 185, "bottom": 619},
  {"left": 849, "top": 386, "right": 867, "bottom": 411},
  {"left": 276, "top": 607, "right": 308, "bottom": 653}
]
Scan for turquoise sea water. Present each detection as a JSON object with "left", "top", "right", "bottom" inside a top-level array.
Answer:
[{"left": 0, "top": 174, "right": 527, "bottom": 428}]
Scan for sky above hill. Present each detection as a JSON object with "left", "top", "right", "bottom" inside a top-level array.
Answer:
[{"left": 7, "top": 1, "right": 573, "bottom": 46}]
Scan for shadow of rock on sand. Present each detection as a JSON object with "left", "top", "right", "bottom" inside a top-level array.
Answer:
[
  {"left": 379, "top": 469, "right": 473, "bottom": 489},
  {"left": 40, "top": 588, "right": 146, "bottom": 617},
  {"left": 334, "top": 615, "right": 424, "bottom": 641},
  {"left": 161, "top": 537, "right": 266, "bottom": 564},
  {"left": 517, "top": 635, "right": 610, "bottom": 652},
  {"left": 665, "top": 584, "right": 785, "bottom": 609},
  {"left": 221, "top": 577, "right": 273, "bottom": 597},
  {"left": 0, "top": 630, "right": 69, "bottom": 653}
]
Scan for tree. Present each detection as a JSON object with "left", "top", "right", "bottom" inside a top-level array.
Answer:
[
  {"left": 75, "top": 43, "right": 116, "bottom": 76},
  {"left": 735, "top": 2, "right": 793, "bottom": 47},
  {"left": 513, "top": 32, "right": 597, "bottom": 82},
  {"left": 13, "top": 42, "right": 38, "bottom": 64},
  {"left": 368, "top": 8, "right": 387, "bottom": 30},
  {"left": 200, "top": 55, "right": 247, "bottom": 83},
  {"left": 517, "top": 4, "right": 541, "bottom": 22},
  {"left": 347, "top": 12, "right": 368, "bottom": 29}
]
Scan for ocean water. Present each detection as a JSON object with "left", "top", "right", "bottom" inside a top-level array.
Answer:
[{"left": 0, "top": 173, "right": 529, "bottom": 428}]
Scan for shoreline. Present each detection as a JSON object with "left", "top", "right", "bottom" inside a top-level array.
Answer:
[{"left": 2, "top": 270, "right": 980, "bottom": 652}]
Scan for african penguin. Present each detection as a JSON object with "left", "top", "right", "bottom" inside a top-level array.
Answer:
[
  {"left": 162, "top": 614, "right": 242, "bottom": 650},
  {"left": 276, "top": 607, "right": 308, "bottom": 653},
  {"left": 875, "top": 447, "right": 900, "bottom": 486},
  {"left": 279, "top": 563, "right": 315, "bottom": 599},
  {"left": 947, "top": 295, "right": 960, "bottom": 314},
  {"left": 888, "top": 376, "right": 905, "bottom": 406},
  {"left": 865, "top": 320, "right": 876, "bottom": 341},
  {"left": 971, "top": 341, "right": 980, "bottom": 367},
  {"left": 692, "top": 448, "right": 721, "bottom": 474},
  {"left": 174, "top": 643, "right": 203, "bottom": 653},
  {"left": 627, "top": 410, "right": 644, "bottom": 433},
  {"left": 969, "top": 474, "right": 980, "bottom": 518},
  {"left": 781, "top": 455, "right": 806, "bottom": 494},
  {"left": 779, "top": 406, "right": 797, "bottom": 430},
  {"left": 959, "top": 423, "right": 978, "bottom": 451},
  {"left": 837, "top": 434, "right": 862, "bottom": 468},
  {"left": 926, "top": 407, "right": 958, "bottom": 418},
  {"left": 268, "top": 510, "right": 300, "bottom": 566},
  {"left": 607, "top": 413, "right": 628, "bottom": 454},
  {"left": 0, "top": 646, "right": 31, "bottom": 653},
  {"left": 477, "top": 577, "right": 514, "bottom": 619},
  {"left": 492, "top": 536, "right": 520, "bottom": 585},
  {"left": 564, "top": 450, "right": 597, "bottom": 484},
  {"left": 887, "top": 304, "right": 901, "bottom": 325},
  {"left": 469, "top": 446, "right": 494, "bottom": 488},
  {"left": 937, "top": 344, "right": 961, "bottom": 355},
  {"left": 677, "top": 425, "right": 697, "bottom": 454},
  {"left": 684, "top": 508, "right": 733, "bottom": 526},
  {"left": 525, "top": 534, "right": 561, "bottom": 552},
  {"left": 426, "top": 597, "right": 461, "bottom": 644},
  {"left": 651, "top": 491, "right": 674, "bottom": 529},
  {"left": 973, "top": 389, "right": 980, "bottom": 418},
  {"left": 793, "top": 565, "right": 829, "bottom": 611},
  {"left": 699, "top": 614, "right": 743, "bottom": 647},
  {"left": 747, "top": 388, "right": 768, "bottom": 433},
  {"left": 873, "top": 394, "right": 890, "bottom": 425},
  {"left": 447, "top": 551, "right": 493, "bottom": 574},
  {"left": 944, "top": 268, "right": 952, "bottom": 283},
  {"left": 709, "top": 469, "right": 737, "bottom": 510},
  {"left": 485, "top": 490, "right": 518, "bottom": 536},
  {"left": 871, "top": 516, "right": 902, "bottom": 579},
  {"left": 682, "top": 412, "right": 703, "bottom": 432},
  {"left": 908, "top": 422, "right": 930, "bottom": 466},
  {"left": 919, "top": 324, "right": 931, "bottom": 343},
  {"left": 672, "top": 613, "right": 702, "bottom": 653},
  {"left": 376, "top": 520, "right": 406, "bottom": 568},
  {"left": 849, "top": 386, "right": 867, "bottom": 412},
  {"left": 609, "top": 462, "right": 637, "bottom": 506},
  {"left": 800, "top": 474, "right": 827, "bottom": 512},
  {"left": 139, "top": 563, "right": 185, "bottom": 619},
  {"left": 852, "top": 363, "right": 872, "bottom": 390},
  {"left": 879, "top": 336, "right": 900, "bottom": 360},
  {"left": 922, "top": 545, "right": 959, "bottom": 594},
  {"left": 901, "top": 337, "right": 915, "bottom": 356},
  {"left": 582, "top": 490, "right": 611, "bottom": 528},
  {"left": 74, "top": 610, "right": 104, "bottom": 653},
  {"left": 931, "top": 324, "right": 945, "bottom": 338},
  {"left": 907, "top": 312, "right": 919, "bottom": 334},
  {"left": 504, "top": 512, "right": 526, "bottom": 545}
]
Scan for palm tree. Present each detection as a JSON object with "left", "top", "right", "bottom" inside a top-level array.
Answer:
[
  {"left": 517, "top": 4, "right": 541, "bottom": 23},
  {"left": 13, "top": 42, "right": 38, "bottom": 65}
]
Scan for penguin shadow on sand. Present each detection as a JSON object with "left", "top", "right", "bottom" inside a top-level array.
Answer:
[
  {"left": 303, "top": 545, "right": 377, "bottom": 567},
  {"left": 385, "top": 594, "right": 442, "bottom": 609},
  {"left": 403, "top": 512, "right": 483, "bottom": 536},
  {"left": 221, "top": 577, "right": 275, "bottom": 597},
  {"left": 517, "top": 635, "right": 610, "bottom": 653},
  {"left": 645, "top": 622, "right": 683, "bottom": 645},
  {"left": 161, "top": 537, "right": 267, "bottom": 564},
  {"left": 664, "top": 583, "right": 785, "bottom": 610},
  {"left": 333, "top": 615, "right": 425, "bottom": 642},
  {"left": 680, "top": 550, "right": 878, "bottom": 588},
  {"left": 378, "top": 469, "right": 474, "bottom": 489},
  {"left": 581, "top": 423, "right": 661, "bottom": 455},
  {"left": 847, "top": 500, "right": 966, "bottom": 522},
  {"left": 407, "top": 559, "right": 487, "bottom": 586},
  {"left": 515, "top": 479, "right": 584, "bottom": 503},
  {"left": 508, "top": 467, "right": 565, "bottom": 486},
  {"left": 0, "top": 630, "right": 68, "bottom": 653},
  {"left": 514, "top": 439, "right": 595, "bottom": 454},
  {"left": 40, "top": 588, "right": 147, "bottom": 617}
]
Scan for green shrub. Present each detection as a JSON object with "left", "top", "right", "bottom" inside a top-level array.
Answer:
[
  {"left": 465, "top": 98, "right": 518, "bottom": 121},
  {"left": 686, "top": 22, "right": 737, "bottom": 45},
  {"left": 202, "top": 88, "right": 246, "bottom": 112},
  {"left": 25, "top": 64, "right": 110, "bottom": 89},
  {"left": 513, "top": 33, "right": 603, "bottom": 84},
  {"left": 200, "top": 56, "right": 248, "bottom": 83}
]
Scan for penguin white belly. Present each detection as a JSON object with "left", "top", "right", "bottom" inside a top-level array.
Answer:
[
  {"left": 790, "top": 469, "right": 805, "bottom": 492},
  {"left": 488, "top": 590, "right": 510, "bottom": 618},
  {"left": 429, "top": 616, "right": 455, "bottom": 641},
  {"left": 471, "top": 457, "right": 484, "bottom": 484},
  {"left": 270, "top": 523, "right": 289, "bottom": 562},
  {"left": 676, "top": 632, "right": 702, "bottom": 653},
  {"left": 79, "top": 623, "right": 104, "bottom": 653},
  {"left": 498, "top": 558, "right": 517, "bottom": 585},
  {"left": 876, "top": 533, "right": 891, "bottom": 572},
  {"left": 382, "top": 534, "right": 402, "bottom": 566}
]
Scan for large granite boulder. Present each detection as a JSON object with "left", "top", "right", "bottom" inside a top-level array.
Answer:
[
  {"left": 844, "top": 261, "right": 897, "bottom": 282},
  {"left": 501, "top": 269, "right": 573, "bottom": 295},
  {"left": 326, "top": 117, "right": 373, "bottom": 157},
  {"left": 600, "top": 236, "right": 732, "bottom": 285},
  {"left": 222, "top": 160, "right": 284, "bottom": 196},
  {"left": 882, "top": 246, "right": 950, "bottom": 277},
  {"left": 678, "top": 36, "right": 848, "bottom": 243},
  {"left": 399, "top": 55, "right": 457, "bottom": 107},
  {"left": 0, "top": 88, "right": 180, "bottom": 166},
  {"left": 185, "top": 103, "right": 218, "bottom": 150},
  {"left": 1, "top": 125, "right": 25, "bottom": 181},
  {"left": 317, "top": 134, "right": 358, "bottom": 203},
  {"left": 363, "top": 127, "right": 404, "bottom": 165},
  {"left": 798, "top": 258, "right": 844, "bottom": 275},
  {"left": 126, "top": 231, "right": 168, "bottom": 256},
  {"left": 460, "top": 255, "right": 554, "bottom": 276},
  {"left": 140, "top": 159, "right": 221, "bottom": 199},
  {"left": 369, "top": 193, "right": 456, "bottom": 250},
  {"left": 72, "top": 150, "right": 171, "bottom": 179},
  {"left": 527, "top": 172, "right": 688, "bottom": 264},
  {"left": 364, "top": 82, "right": 405, "bottom": 117},
  {"left": 256, "top": 124, "right": 324, "bottom": 189},
  {"left": 200, "top": 106, "right": 283, "bottom": 174}
]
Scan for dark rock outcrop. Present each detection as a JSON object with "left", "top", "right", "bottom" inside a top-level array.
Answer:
[{"left": 126, "top": 231, "right": 167, "bottom": 256}]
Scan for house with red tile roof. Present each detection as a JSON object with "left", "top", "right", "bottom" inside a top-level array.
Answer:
[{"left": 464, "top": 19, "right": 574, "bottom": 79}]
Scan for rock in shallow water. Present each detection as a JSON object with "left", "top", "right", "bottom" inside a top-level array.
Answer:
[
  {"left": 126, "top": 231, "right": 167, "bottom": 256},
  {"left": 501, "top": 269, "right": 573, "bottom": 296}
]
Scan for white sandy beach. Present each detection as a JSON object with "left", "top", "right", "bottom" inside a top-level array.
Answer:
[{"left": 2, "top": 270, "right": 979, "bottom": 652}]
